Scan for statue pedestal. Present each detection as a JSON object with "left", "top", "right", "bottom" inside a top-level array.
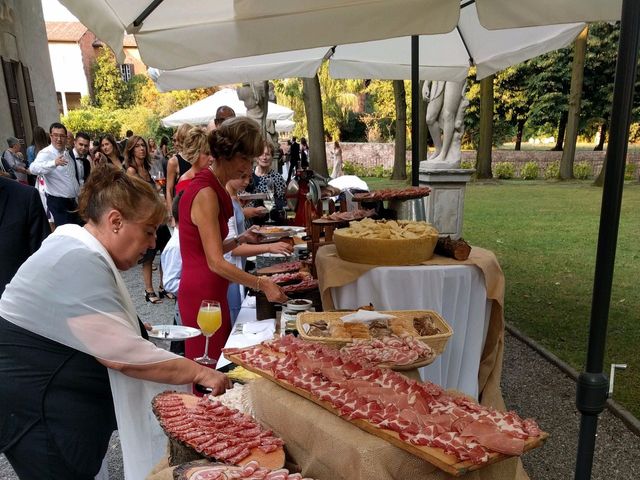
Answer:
[{"left": 418, "top": 167, "right": 475, "bottom": 240}]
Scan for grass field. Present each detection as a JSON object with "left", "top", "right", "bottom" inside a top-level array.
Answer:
[{"left": 363, "top": 177, "right": 640, "bottom": 418}]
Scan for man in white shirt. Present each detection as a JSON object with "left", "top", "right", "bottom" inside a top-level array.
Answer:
[
  {"left": 161, "top": 192, "right": 184, "bottom": 355},
  {"left": 29, "top": 123, "right": 82, "bottom": 226}
]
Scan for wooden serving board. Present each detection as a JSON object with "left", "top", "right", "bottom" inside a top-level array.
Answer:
[
  {"left": 225, "top": 352, "right": 548, "bottom": 477},
  {"left": 153, "top": 392, "right": 285, "bottom": 470}
]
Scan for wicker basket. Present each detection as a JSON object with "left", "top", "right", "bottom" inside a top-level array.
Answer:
[
  {"left": 296, "top": 309, "right": 452, "bottom": 358},
  {"left": 333, "top": 229, "right": 438, "bottom": 266}
]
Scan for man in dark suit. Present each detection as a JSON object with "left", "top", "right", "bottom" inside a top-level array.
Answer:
[{"left": 0, "top": 177, "right": 50, "bottom": 297}]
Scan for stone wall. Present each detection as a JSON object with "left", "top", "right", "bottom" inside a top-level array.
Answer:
[{"left": 324, "top": 142, "right": 640, "bottom": 177}]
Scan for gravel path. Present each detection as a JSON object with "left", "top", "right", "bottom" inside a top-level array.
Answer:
[{"left": 1, "top": 263, "right": 638, "bottom": 479}]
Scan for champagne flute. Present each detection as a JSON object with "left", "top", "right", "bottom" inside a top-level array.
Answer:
[
  {"left": 195, "top": 300, "right": 222, "bottom": 365},
  {"left": 263, "top": 178, "right": 275, "bottom": 212}
]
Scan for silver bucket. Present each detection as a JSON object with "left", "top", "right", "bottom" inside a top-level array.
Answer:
[{"left": 389, "top": 198, "right": 427, "bottom": 222}]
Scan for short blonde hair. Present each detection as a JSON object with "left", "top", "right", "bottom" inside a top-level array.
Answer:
[
  {"left": 79, "top": 163, "right": 165, "bottom": 225},
  {"left": 174, "top": 123, "right": 193, "bottom": 151},
  {"left": 182, "top": 126, "right": 210, "bottom": 165}
]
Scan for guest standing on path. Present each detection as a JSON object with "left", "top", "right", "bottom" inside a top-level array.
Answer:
[{"left": 29, "top": 123, "right": 82, "bottom": 227}]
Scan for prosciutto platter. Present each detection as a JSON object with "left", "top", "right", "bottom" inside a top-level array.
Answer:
[
  {"left": 223, "top": 336, "right": 547, "bottom": 477},
  {"left": 173, "top": 460, "right": 315, "bottom": 480},
  {"left": 152, "top": 392, "right": 285, "bottom": 469},
  {"left": 353, "top": 186, "right": 431, "bottom": 202},
  {"left": 256, "top": 261, "right": 302, "bottom": 276}
]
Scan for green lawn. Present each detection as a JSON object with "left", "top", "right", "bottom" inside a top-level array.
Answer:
[{"left": 365, "top": 177, "right": 640, "bottom": 418}]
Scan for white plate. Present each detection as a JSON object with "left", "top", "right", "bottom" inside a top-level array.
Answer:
[
  {"left": 149, "top": 325, "right": 201, "bottom": 340},
  {"left": 237, "top": 192, "right": 269, "bottom": 200}
]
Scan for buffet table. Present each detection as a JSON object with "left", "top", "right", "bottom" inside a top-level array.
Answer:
[{"left": 315, "top": 244, "right": 506, "bottom": 409}]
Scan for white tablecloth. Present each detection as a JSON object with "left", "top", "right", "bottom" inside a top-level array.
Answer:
[{"left": 330, "top": 264, "right": 491, "bottom": 399}]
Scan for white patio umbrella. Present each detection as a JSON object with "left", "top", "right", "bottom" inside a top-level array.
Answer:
[
  {"left": 161, "top": 88, "right": 293, "bottom": 127},
  {"left": 148, "top": 47, "right": 333, "bottom": 93},
  {"left": 58, "top": 0, "right": 459, "bottom": 69},
  {"left": 329, "top": 3, "right": 584, "bottom": 81},
  {"left": 147, "top": 3, "right": 583, "bottom": 92}
]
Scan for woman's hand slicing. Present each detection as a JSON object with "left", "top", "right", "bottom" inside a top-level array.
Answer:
[{"left": 195, "top": 367, "right": 232, "bottom": 396}]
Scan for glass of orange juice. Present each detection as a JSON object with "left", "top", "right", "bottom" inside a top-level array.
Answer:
[{"left": 195, "top": 300, "right": 222, "bottom": 365}]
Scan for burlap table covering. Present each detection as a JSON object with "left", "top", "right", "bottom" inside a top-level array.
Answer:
[
  {"left": 315, "top": 244, "right": 506, "bottom": 410},
  {"left": 249, "top": 378, "right": 528, "bottom": 480}
]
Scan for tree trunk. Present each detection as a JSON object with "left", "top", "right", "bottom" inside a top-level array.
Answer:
[
  {"left": 594, "top": 122, "right": 607, "bottom": 151},
  {"left": 302, "top": 75, "right": 328, "bottom": 177},
  {"left": 593, "top": 122, "right": 608, "bottom": 186},
  {"left": 515, "top": 118, "right": 525, "bottom": 151},
  {"left": 418, "top": 80, "right": 428, "bottom": 163},
  {"left": 561, "top": 27, "right": 588, "bottom": 180},
  {"left": 392, "top": 80, "right": 407, "bottom": 180},
  {"left": 476, "top": 75, "right": 494, "bottom": 179},
  {"left": 551, "top": 111, "right": 568, "bottom": 151}
]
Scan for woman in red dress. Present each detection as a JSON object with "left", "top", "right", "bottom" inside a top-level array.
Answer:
[{"left": 178, "top": 117, "right": 288, "bottom": 365}]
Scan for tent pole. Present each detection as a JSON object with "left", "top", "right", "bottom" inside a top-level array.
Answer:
[
  {"left": 411, "top": 35, "right": 419, "bottom": 186},
  {"left": 574, "top": 0, "right": 640, "bottom": 478}
]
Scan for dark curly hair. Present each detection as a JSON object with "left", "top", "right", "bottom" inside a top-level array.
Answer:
[{"left": 208, "top": 117, "right": 264, "bottom": 162}]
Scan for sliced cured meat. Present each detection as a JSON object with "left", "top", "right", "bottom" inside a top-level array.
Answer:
[{"left": 225, "top": 336, "right": 542, "bottom": 466}]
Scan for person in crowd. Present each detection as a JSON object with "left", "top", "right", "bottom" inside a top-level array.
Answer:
[
  {"left": 245, "top": 141, "right": 287, "bottom": 225},
  {"left": 148, "top": 137, "right": 164, "bottom": 166},
  {"left": 179, "top": 117, "right": 288, "bottom": 364},
  {"left": 119, "top": 129, "right": 134, "bottom": 154},
  {"left": 90, "top": 139, "right": 100, "bottom": 162},
  {"left": 0, "top": 176, "right": 50, "bottom": 297},
  {"left": 124, "top": 136, "right": 173, "bottom": 304},
  {"left": 300, "top": 137, "right": 309, "bottom": 169},
  {"left": 0, "top": 164, "right": 229, "bottom": 479},
  {"left": 331, "top": 140, "right": 344, "bottom": 179},
  {"left": 165, "top": 123, "right": 193, "bottom": 224},
  {"left": 2, "top": 137, "right": 29, "bottom": 184},
  {"left": 97, "top": 134, "right": 125, "bottom": 170},
  {"left": 29, "top": 122, "right": 82, "bottom": 227},
  {"left": 162, "top": 191, "right": 186, "bottom": 355},
  {"left": 65, "top": 130, "right": 75, "bottom": 151},
  {"left": 25, "top": 126, "right": 52, "bottom": 224},
  {"left": 207, "top": 105, "right": 237, "bottom": 133},
  {"left": 68, "top": 131, "right": 92, "bottom": 186},
  {"left": 174, "top": 126, "right": 213, "bottom": 197},
  {"left": 225, "top": 173, "right": 292, "bottom": 323},
  {"left": 160, "top": 135, "right": 170, "bottom": 159},
  {"left": 287, "top": 136, "right": 300, "bottom": 183}
]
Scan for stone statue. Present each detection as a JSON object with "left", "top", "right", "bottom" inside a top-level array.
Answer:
[
  {"left": 237, "top": 81, "right": 269, "bottom": 134},
  {"left": 265, "top": 82, "right": 280, "bottom": 151},
  {"left": 421, "top": 80, "right": 469, "bottom": 170}
]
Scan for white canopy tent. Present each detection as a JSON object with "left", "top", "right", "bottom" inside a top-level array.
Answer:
[
  {"left": 161, "top": 88, "right": 294, "bottom": 127},
  {"left": 275, "top": 119, "right": 295, "bottom": 133}
]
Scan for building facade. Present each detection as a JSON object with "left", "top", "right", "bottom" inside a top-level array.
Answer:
[{"left": 0, "top": 0, "right": 58, "bottom": 148}]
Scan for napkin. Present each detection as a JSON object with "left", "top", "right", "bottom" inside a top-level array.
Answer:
[
  {"left": 340, "top": 310, "right": 397, "bottom": 323},
  {"left": 217, "top": 319, "right": 276, "bottom": 368},
  {"left": 242, "top": 319, "right": 276, "bottom": 335}
]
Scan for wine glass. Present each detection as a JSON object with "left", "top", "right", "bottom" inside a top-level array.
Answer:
[
  {"left": 263, "top": 178, "right": 275, "bottom": 212},
  {"left": 194, "top": 300, "right": 222, "bottom": 365}
]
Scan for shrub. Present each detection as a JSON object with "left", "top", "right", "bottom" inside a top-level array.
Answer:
[
  {"left": 624, "top": 162, "right": 637, "bottom": 180},
  {"left": 573, "top": 162, "right": 592, "bottom": 180},
  {"left": 520, "top": 162, "right": 540, "bottom": 180},
  {"left": 494, "top": 162, "right": 515, "bottom": 179},
  {"left": 460, "top": 159, "right": 475, "bottom": 170},
  {"left": 544, "top": 162, "right": 560, "bottom": 180},
  {"left": 342, "top": 161, "right": 357, "bottom": 175}
]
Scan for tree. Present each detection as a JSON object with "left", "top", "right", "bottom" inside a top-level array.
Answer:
[
  {"left": 560, "top": 26, "right": 589, "bottom": 180},
  {"left": 525, "top": 47, "right": 573, "bottom": 149},
  {"left": 495, "top": 65, "right": 533, "bottom": 150},
  {"left": 476, "top": 75, "right": 494, "bottom": 179},
  {"left": 392, "top": 80, "right": 407, "bottom": 180},
  {"left": 302, "top": 75, "right": 328, "bottom": 176},
  {"left": 92, "top": 48, "right": 129, "bottom": 109}
]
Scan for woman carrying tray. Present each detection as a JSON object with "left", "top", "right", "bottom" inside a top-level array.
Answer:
[
  {"left": 0, "top": 164, "right": 230, "bottom": 480},
  {"left": 178, "top": 118, "right": 288, "bottom": 365}
]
